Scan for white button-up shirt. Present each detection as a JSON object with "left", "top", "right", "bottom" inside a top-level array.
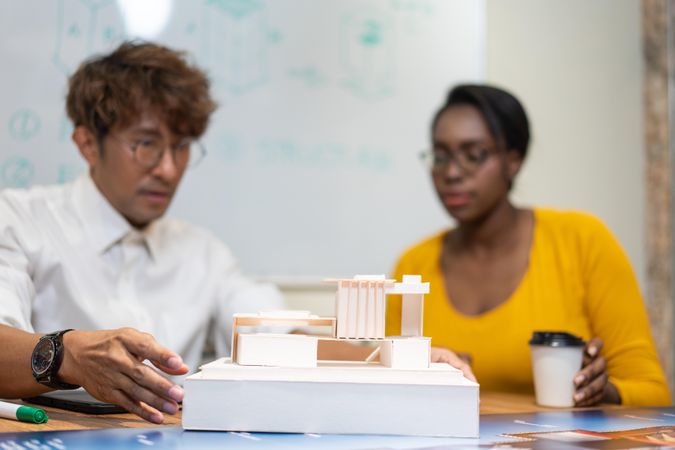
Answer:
[{"left": 0, "top": 173, "right": 283, "bottom": 373}]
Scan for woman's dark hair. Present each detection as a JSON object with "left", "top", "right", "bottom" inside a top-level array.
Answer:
[{"left": 431, "top": 84, "right": 530, "bottom": 159}]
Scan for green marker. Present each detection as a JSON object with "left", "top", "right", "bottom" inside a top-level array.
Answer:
[{"left": 0, "top": 400, "right": 48, "bottom": 424}]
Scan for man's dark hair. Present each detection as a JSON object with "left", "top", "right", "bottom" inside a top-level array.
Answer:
[{"left": 66, "top": 40, "right": 217, "bottom": 139}]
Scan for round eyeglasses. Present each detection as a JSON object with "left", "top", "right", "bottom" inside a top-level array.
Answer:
[
  {"left": 419, "top": 146, "right": 498, "bottom": 174},
  {"left": 112, "top": 135, "right": 207, "bottom": 170}
]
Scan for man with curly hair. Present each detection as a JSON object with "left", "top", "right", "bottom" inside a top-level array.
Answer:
[{"left": 0, "top": 41, "right": 283, "bottom": 423}]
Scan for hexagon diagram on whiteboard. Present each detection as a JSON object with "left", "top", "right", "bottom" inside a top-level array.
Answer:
[
  {"left": 339, "top": 7, "right": 396, "bottom": 100},
  {"left": 53, "top": 0, "right": 125, "bottom": 74},
  {"left": 203, "top": 0, "right": 273, "bottom": 95}
]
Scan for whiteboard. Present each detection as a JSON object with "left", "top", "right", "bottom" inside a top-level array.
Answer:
[{"left": 0, "top": 0, "right": 485, "bottom": 279}]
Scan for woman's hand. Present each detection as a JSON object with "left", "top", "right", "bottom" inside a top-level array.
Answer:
[
  {"left": 431, "top": 346, "right": 476, "bottom": 382},
  {"left": 573, "top": 337, "right": 621, "bottom": 406}
]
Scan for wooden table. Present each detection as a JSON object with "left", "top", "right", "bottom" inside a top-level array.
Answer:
[{"left": 0, "top": 391, "right": 620, "bottom": 433}]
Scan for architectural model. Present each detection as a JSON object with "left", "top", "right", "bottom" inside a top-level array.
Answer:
[{"left": 182, "top": 275, "right": 479, "bottom": 437}]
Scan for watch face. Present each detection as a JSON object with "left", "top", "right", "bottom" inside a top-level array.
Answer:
[{"left": 32, "top": 338, "right": 56, "bottom": 376}]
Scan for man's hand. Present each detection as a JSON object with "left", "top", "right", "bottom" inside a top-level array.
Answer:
[
  {"left": 431, "top": 346, "right": 477, "bottom": 382},
  {"left": 573, "top": 337, "right": 621, "bottom": 406},
  {"left": 58, "top": 328, "right": 189, "bottom": 423}
]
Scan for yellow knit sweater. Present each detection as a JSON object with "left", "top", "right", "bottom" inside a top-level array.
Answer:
[{"left": 386, "top": 209, "right": 670, "bottom": 406}]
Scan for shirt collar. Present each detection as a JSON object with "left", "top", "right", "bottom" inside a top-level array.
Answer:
[
  {"left": 142, "top": 221, "right": 161, "bottom": 260},
  {"left": 71, "top": 172, "right": 159, "bottom": 260}
]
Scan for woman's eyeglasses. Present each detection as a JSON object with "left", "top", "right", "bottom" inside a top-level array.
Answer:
[{"left": 419, "top": 146, "right": 499, "bottom": 174}]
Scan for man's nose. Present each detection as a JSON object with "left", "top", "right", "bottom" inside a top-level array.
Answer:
[{"left": 151, "top": 148, "right": 180, "bottom": 180}]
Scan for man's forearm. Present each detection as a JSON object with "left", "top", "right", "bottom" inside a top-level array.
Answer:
[{"left": 0, "top": 325, "right": 50, "bottom": 398}]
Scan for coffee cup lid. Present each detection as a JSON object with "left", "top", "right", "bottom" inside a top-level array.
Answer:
[{"left": 529, "top": 331, "right": 585, "bottom": 347}]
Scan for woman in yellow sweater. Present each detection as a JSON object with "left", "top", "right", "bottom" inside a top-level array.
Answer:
[{"left": 386, "top": 84, "right": 670, "bottom": 407}]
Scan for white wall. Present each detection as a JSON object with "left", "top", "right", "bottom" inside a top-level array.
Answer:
[
  {"left": 285, "top": 0, "right": 645, "bottom": 310},
  {"left": 486, "top": 0, "right": 645, "bottom": 288}
]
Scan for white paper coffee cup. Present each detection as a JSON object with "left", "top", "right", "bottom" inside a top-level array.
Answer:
[{"left": 529, "top": 331, "right": 585, "bottom": 407}]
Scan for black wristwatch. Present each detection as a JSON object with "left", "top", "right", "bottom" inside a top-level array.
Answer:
[{"left": 31, "top": 329, "right": 80, "bottom": 390}]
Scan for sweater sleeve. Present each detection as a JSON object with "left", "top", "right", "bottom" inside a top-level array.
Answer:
[{"left": 579, "top": 214, "right": 670, "bottom": 406}]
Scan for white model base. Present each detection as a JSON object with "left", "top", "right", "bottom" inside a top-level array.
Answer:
[{"left": 182, "top": 358, "right": 479, "bottom": 437}]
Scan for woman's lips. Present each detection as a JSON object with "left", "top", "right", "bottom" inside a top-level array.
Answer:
[{"left": 442, "top": 192, "right": 471, "bottom": 207}]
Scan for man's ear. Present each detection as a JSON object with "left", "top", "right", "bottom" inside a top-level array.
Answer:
[{"left": 72, "top": 126, "right": 101, "bottom": 167}]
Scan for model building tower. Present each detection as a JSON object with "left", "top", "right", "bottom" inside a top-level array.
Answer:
[
  {"left": 329, "top": 274, "right": 430, "bottom": 369},
  {"left": 333, "top": 274, "right": 427, "bottom": 338},
  {"left": 333, "top": 275, "right": 392, "bottom": 339}
]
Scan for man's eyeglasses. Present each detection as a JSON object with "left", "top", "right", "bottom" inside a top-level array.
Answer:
[
  {"left": 112, "top": 135, "right": 207, "bottom": 169},
  {"left": 419, "top": 146, "right": 498, "bottom": 174}
]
